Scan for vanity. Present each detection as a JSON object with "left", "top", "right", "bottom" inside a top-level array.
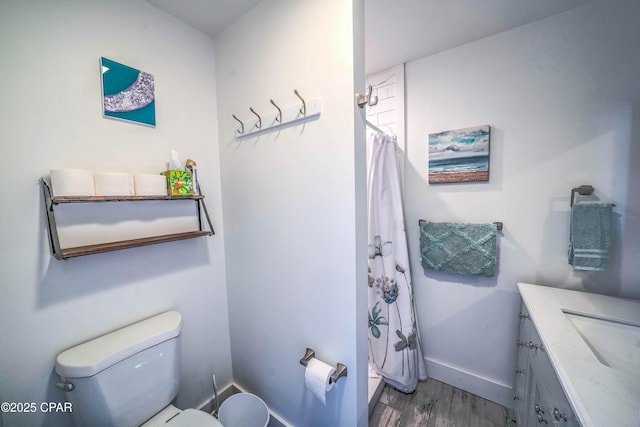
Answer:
[{"left": 512, "top": 283, "right": 640, "bottom": 427}]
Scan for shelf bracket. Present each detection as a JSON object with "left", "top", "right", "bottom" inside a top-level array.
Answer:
[{"left": 40, "top": 178, "right": 64, "bottom": 260}]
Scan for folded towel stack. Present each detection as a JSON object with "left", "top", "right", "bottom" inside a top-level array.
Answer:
[
  {"left": 568, "top": 202, "right": 613, "bottom": 271},
  {"left": 419, "top": 221, "right": 497, "bottom": 277}
]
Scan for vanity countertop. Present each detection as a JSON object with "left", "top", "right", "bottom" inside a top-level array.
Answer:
[{"left": 517, "top": 282, "right": 640, "bottom": 427}]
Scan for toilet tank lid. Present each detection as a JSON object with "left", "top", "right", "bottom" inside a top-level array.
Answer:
[{"left": 55, "top": 311, "right": 182, "bottom": 378}]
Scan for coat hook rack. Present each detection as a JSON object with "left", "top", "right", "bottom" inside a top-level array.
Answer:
[
  {"left": 299, "top": 347, "right": 348, "bottom": 384},
  {"left": 355, "top": 85, "right": 378, "bottom": 108},
  {"left": 232, "top": 114, "right": 244, "bottom": 135},
  {"left": 232, "top": 90, "right": 321, "bottom": 139}
]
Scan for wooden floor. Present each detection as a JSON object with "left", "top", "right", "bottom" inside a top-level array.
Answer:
[{"left": 369, "top": 378, "right": 508, "bottom": 427}]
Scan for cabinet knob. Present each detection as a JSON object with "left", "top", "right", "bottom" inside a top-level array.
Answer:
[
  {"left": 519, "top": 312, "right": 530, "bottom": 319},
  {"left": 537, "top": 413, "right": 548, "bottom": 424},
  {"left": 515, "top": 368, "right": 526, "bottom": 374},
  {"left": 534, "top": 403, "right": 544, "bottom": 414},
  {"left": 517, "top": 340, "right": 527, "bottom": 347},
  {"left": 513, "top": 393, "right": 521, "bottom": 401},
  {"left": 528, "top": 341, "right": 541, "bottom": 350}
]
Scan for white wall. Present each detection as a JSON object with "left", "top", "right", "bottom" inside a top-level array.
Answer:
[
  {"left": 402, "top": 0, "right": 640, "bottom": 407},
  {"left": 0, "top": 1, "right": 232, "bottom": 426},
  {"left": 214, "top": 0, "right": 368, "bottom": 426}
]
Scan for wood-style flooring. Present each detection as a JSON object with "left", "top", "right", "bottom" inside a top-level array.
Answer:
[{"left": 369, "top": 378, "right": 508, "bottom": 427}]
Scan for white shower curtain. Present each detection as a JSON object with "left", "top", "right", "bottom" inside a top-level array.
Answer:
[{"left": 367, "top": 131, "right": 426, "bottom": 393}]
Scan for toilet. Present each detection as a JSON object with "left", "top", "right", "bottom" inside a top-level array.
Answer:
[{"left": 55, "top": 311, "right": 223, "bottom": 427}]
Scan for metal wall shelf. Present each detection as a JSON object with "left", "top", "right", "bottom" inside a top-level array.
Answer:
[{"left": 40, "top": 179, "right": 214, "bottom": 260}]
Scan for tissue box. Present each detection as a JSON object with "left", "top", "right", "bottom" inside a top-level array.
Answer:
[{"left": 162, "top": 170, "right": 193, "bottom": 196}]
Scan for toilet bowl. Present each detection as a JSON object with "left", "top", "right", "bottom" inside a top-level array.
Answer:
[{"left": 54, "top": 311, "right": 223, "bottom": 427}]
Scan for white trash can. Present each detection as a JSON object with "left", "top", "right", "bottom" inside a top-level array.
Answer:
[{"left": 218, "top": 393, "right": 270, "bottom": 427}]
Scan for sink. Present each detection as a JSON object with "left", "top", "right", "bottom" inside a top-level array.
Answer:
[{"left": 564, "top": 310, "right": 640, "bottom": 374}]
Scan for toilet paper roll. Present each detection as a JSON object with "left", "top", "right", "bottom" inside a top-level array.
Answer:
[
  {"left": 50, "top": 169, "right": 95, "bottom": 197},
  {"left": 94, "top": 172, "right": 134, "bottom": 196},
  {"left": 133, "top": 174, "right": 167, "bottom": 196},
  {"left": 304, "top": 358, "right": 335, "bottom": 404}
]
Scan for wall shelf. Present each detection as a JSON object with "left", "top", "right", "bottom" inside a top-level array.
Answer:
[
  {"left": 40, "top": 179, "right": 214, "bottom": 260},
  {"left": 49, "top": 194, "right": 207, "bottom": 203}
]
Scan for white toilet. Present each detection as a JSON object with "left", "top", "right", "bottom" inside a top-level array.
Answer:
[{"left": 55, "top": 311, "right": 223, "bottom": 427}]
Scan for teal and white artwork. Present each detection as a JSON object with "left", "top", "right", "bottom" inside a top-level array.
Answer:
[
  {"left": 428, "top": 125, "right": 490, "bottom": 184},
  {"left": 100, "top": 57, "right": 155, "bottom": 127}
]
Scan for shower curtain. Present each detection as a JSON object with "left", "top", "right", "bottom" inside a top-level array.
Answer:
[{"left": 367, "top": 131, "right": 426, "bottom": 393}]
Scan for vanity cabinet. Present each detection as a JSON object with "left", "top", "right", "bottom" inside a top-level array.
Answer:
[{"left": 512, "top": 301, "right": 579, "bottom": 426}]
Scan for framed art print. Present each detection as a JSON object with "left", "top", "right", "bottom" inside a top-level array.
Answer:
[
  {"left": 428, "top": 125, "right": 490, "bottom": 184},
  {"left": 100, "top": 57, "right": 156, "bottom": 127}
]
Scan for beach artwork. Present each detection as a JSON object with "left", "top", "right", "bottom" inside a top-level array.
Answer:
[
  {"left": 100, "top": 57, "right": 156, "bottom": 127},
  {"left": 428, "top": 125, "right": 490, "bottom": 184}
]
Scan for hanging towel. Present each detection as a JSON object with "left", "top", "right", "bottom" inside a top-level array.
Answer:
[
  {"left": 419, "top": 221, "right": 497, "bottom": 277},
  {"left": 568, "top": 202, "right": 613, "bottom": 271}
]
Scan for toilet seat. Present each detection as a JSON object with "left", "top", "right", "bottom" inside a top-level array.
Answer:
[
  {"left": 142, "top": 406, "right": 223, "bottom": 427},
  {"left": 167, "top": 409, "right": 223, "bottom": 426}
]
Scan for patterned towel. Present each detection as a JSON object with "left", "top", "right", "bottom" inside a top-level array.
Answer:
[{"left": 419, "top": 221, "right": 497, "bottom": 277}]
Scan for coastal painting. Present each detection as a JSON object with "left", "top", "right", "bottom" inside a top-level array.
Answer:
[
  {"left": 100, "top": 57, "right": 156, "bottom": 127},
  {"left": 428, "top": 125, "right": 490, "bottom": 184}
]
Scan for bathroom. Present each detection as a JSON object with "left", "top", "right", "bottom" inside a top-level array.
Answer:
[{"left": 0, "top": 0, "right": 638, "bottom": 426}]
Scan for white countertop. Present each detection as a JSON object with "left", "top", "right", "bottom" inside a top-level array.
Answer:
[{"left": 518, "top": 283, "right": 640, "bottom": 427}]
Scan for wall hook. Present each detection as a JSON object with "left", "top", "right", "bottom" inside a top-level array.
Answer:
[
  {"left": 270, "top": 99, "right": 283, "bottom": 123},
  {"left": 232, "top": 114, "right": 244, "bottom": 134},
  {"left": 356, "top": 85, "right": 378, "bottom": 108},
  {"left": 294, "top": 89, "right": 306, "bottom": 116},
  {"left": 249, "top": 107, "right": 262, "bottom": 129}
]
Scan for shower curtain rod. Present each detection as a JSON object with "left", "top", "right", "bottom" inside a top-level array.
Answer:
[{"left": 366, "top": 119, "right": 384, "bottom": 134}]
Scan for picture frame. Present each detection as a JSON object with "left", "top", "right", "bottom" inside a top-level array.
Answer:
[
  {"left": 100, "top": 57, "right": 156, "bottom": 127},
  {"left": 428, "top": 125, "right": 490, "bottom": 184}
]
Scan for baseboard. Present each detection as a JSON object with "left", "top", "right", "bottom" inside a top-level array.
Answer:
[
  {"left": 196, "top": 383, "right": 239, "bottom": 415},
  {"left": 425, "top": 357, "right": 513, "bottom": 408},
  {"left": 368, "top": 377, "right": 385, "bottom": 415}
]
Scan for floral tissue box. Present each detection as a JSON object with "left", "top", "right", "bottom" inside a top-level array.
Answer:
[{"left": 162, "top": 170, "right": 193, "bottom": 196}]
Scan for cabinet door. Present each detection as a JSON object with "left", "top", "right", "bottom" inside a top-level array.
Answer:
[
  {"left": 513, "top": 302, "right": 532, "bottom": 426},
  {"left": 528, "top": 326, "right": 580, "bottom": 426}
]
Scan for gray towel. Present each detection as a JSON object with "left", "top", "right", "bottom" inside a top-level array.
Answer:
[
  {"left": 568, "top": 202, "right": 613, "bottom": 271},
  {"left": 419, "top": 221, "right": 497, "bottom": 277}
]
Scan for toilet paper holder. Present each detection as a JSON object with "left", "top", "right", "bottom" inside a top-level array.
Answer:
[{"left": 299, "top": 348, "right": 348, "bottom": 384}]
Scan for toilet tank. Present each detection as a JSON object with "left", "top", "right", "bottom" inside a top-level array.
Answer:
[{"left": 55, "top": 311, "right": 182, "bottom": 427}]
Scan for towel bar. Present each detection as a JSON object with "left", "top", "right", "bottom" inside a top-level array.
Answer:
[
  {"left": 418, "top": 219, "right": 503, "bottom": 231},
  {"left": 570, "top": 185, "right": 616, "bottom": 207}
]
